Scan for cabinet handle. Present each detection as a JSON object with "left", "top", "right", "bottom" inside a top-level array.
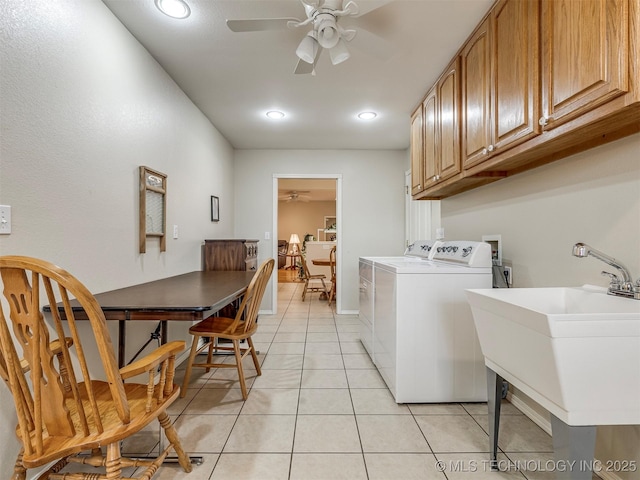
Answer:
[
  {"left": 487, "top": 144, "right": 494, "bottom": 152},
  {"left": 538, "top": 116, "right": 549, "bottom": 126},
  {"left": 482, "top": 148, "right": 488, "bottom": 155}
]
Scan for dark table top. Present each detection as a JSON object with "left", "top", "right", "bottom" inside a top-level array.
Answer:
[{"left": 45, "top": 270, "right": 256, "bottom": 319}]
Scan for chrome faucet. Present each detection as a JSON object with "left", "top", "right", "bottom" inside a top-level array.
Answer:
[{"left": 572, "top": 243, "right": 640, "bottom": 300}]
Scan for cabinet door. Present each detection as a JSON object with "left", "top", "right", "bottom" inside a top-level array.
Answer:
[
  {"left": 410, "top": 105, "right": 424, "bottom": 195},
  {"left": 437, "top": 58, "right": 461, "bottom": 181},
  {"left": 541, "top": 0, "right": 629, "bottom": 129},
  {"left": 492, "top": 0, "right": 540, "bottom": 150},
  {"left": 423, "top": 87, "right": 439, "bottom": 186},
  {"left": 461, "top": 17, "right": 492, "bottom": 169}
]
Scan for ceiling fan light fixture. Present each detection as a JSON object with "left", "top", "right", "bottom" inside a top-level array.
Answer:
[
  {"left": 155, "top": 0, "right": 191, "bottom": 19},
  {"left": 358, "top": 111, "right": 377, "bottom": 120},
  {"left": 329, "top": 38, "right": 350, "bottom": 65},
  {"left": 296, "top": 32, "right": 318, "bottom": 64},
  {"left": 316, "top": 16, "right": 340, "bottom": 49}
]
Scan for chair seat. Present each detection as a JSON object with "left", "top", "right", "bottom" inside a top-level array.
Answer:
[
  {"left": 19, "top": 381, "right": 180, "bottom": 468},
  {"left": 188, "top": 316, "right": 257, "bottom": 339}
]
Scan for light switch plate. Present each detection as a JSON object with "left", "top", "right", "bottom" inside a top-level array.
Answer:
[{"left": 0, "top": 205, "right": 11, "bottom": 234}]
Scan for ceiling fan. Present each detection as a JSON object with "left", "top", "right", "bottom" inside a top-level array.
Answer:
[
  {"left": 226, "top": 0, "right": 388, "bottom": 74},
  {"left": 279, "top": 190, "right": 312, "bottom": 202}
]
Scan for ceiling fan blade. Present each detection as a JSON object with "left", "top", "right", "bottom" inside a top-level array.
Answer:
[
  {"left": 294, "top": 58, "right": 314, "bottom": 75},
  {"left": 351, "top": 0, "right": 394, "bottom": 19},
  {"left": 226, "top": 18, "right": 301, "bottom": 32}
]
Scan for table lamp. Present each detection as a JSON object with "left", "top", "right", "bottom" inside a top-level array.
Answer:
[{"left": 289, "top": 233, "right": 300, "bottom": 254}]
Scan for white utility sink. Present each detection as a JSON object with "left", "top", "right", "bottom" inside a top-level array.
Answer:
[{"left": 466, "top": 285, "right": 640, "bottom": 426}]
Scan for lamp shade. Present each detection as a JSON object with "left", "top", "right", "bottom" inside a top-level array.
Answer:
[
  {"left": 316, "top": 16, "right": 340, "bottom": 49},
  {"left": 296, "top": 33, "right": 318, "bottom": 64},
  {"left": 329, "top": 37, "right": 350, "bottom": 65},
  {"left": 289, "top": 234, "right": 300, "bottom": 245}
]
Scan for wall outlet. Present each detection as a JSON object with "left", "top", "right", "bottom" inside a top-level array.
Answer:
[
  {"left": 503, "top": 266, "right": 512, "bottom": 285},
  {"left": 436, "top": 227, "right": 445, "bottom": 239},
  {"left": 172, "top": 225, "right": 179, "bottom": 239},
  {"left": 0, "top": 205, "right": 11, "bottom": 234},
  {"left": 265, "top": 231, "right": 270, "bottom": 240}
]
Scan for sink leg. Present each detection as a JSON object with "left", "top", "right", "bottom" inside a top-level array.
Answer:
[
  {"left": 486, "top": 367, "right": 503, "bottom": 470},
  {"left": 550, "top": 415, "right": 596, "bottom": 480}
]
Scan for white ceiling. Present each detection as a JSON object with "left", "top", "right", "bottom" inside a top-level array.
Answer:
[{"left": 102, "top": 0, "right": 494, "bottom": 151}]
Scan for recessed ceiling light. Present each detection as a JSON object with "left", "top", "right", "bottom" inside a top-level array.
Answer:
[
  {"left": 357, "top": 111, "right": 377, "bottom": 120},
  {"left": 155, "top": 0, "right": 191, "bottom": 19},
  {"left": 266, "top": 110, "right": 285, "bottom": 119}
]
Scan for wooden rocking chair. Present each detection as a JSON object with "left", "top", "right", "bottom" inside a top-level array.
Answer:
[{"left": 0, "top": 256, "right": 192, "bottom": 479}]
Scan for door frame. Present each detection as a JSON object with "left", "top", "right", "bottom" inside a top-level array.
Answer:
[{"left": 272, "top": 173, "right": 343, "bottom": 314}]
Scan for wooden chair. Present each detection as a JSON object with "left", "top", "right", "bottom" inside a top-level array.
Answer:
[
  {"left": 328, "top": 246, "right": 337, "bottom": 304},
  {"left": 300, "top": 255, "right": 329, "bottom": 302},
  {"left": 181, "top": 258, "right": 274, "bottom": 400},
  {"left": 0, "top": 256, "right": 192, "bottom": 480}
]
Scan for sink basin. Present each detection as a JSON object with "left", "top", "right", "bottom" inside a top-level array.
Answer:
[{"left": 465, "top": 285, "right": 640, "bottom": 426}]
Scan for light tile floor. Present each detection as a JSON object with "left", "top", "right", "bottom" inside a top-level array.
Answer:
[{"left": 129, "top": 282, "right": 557, "bottom": 480}]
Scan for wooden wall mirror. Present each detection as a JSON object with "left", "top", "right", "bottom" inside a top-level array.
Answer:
[{"left": 139, "top": 166, "right": 167, "bottom": 253}]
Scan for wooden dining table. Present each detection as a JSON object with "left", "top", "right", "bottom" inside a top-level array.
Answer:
[{"left": 45, "top": 270, "right": 256, "bottom": 367}]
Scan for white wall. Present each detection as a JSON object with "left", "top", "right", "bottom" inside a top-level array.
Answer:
[
  {"left": 0, "top": 0, "right": 235, "bottom": 475},
  {"left": 440, "top": 134, "right": 640, "bottom": 480},
  {"left": 234, "top": 149, "right": 408, "bottom": 313}
]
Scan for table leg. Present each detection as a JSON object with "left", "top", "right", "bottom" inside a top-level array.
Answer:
[
  {"left": 118, "top": 319, "right": 126, "bottom": 368},
  {"left": 487, "top": 367, "right": 503, "bottom": 470},
  {"left": 550, "top": 415, "right": 596, "bottom": 480},
  {"left": 161, "top": 320, "right": 168, "bottom": 345}
]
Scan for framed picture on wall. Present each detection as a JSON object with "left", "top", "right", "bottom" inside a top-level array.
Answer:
[{"left": 211, "top": 195, "right": 219, "bottom": 222}]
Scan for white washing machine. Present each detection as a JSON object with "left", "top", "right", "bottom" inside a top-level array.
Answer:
[
  {"left": 373, "top": 240, "right": 492, "bottom": 403},
  {"left": 358, "top": 241, "right": 438, "bottom": 362}
]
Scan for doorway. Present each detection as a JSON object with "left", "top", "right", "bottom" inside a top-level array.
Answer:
[{"left": 272, "top": 174, "right": 342, "bottom": 314}]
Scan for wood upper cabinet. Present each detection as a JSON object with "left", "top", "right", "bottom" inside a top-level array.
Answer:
[
  {"left": 540, "top": 0, "right": 630, "bottom": 129},
  {"left": 410, "top": 105, "right": 424, "bottom": 195},
  {"left": 437, "top": 58, "right": 462, "bottom": 182},
  {"left": 423, "top": 87, "right": 438, "bottom": 185},
  {"left": 413, "top": 58, "right": 461, "bottom": 194},
  {"left": 462, "top": 0, "right": 540, "bottom": 169},
  {"left": 421, "top": 57, "right": 462, "bottom": 190},
  {"left": 412, "top": 0, "right": 639, "bottom": 199},
  {"left": 461, "top": 17, "right": 491, "bottom": 168}
]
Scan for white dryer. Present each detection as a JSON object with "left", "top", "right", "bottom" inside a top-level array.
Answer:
[
  {"left": 373, "top": 241, "right": 492, "bottom": 403},
  {"left": 358, "top": 241, "right": 438, "bottom": 361}
]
